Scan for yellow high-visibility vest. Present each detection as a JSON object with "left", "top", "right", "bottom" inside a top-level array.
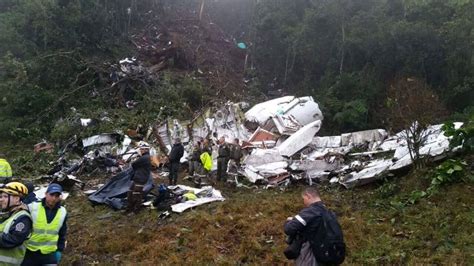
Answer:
[
  {"left": 25, "top": 202, "right": 67, "bottom": 254},
  {"left": 0, "top": 159, "right": 12, "bottom": 178},
  {"left": 0, "top": 210, "right": 31, "bottom": 265},
  {"left": 200, "top": 152, "right": 212, "bottom": 171}
]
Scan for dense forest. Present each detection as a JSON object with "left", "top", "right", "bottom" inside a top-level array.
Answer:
[
  {"left": 0, "top": 0, "right": 473, "bottom": 142},
  {"left": 0, "top": 1, "right": 472, "bottom": 264}
]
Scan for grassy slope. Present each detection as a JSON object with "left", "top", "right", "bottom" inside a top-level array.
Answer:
[{"left": 63, "top": 171, "right": 474, "bottom": 265}]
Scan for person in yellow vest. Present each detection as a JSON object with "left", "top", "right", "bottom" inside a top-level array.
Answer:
[
  {"left": 0, "top": 182, "right": 32, "bottom": 266},
  {"left": 0, "top": 154, "right": 13, "bottom": 184},
  {"left": 22, "top": 184, "right": 67, "bottom": 266}
]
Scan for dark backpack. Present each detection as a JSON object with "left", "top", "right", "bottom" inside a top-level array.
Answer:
[{"left": 310, "top": 207, "right": 346, "bottom": 265}]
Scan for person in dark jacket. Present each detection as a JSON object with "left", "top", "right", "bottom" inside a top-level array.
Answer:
[
  {"left": 188, "top": 141, "right": 202, "bottom": 177},
  {"left": 217, "top": 136, "right": 230, "bottom": 182},
  {"left": 230, "top": 138, "right": 243, "bottom": 166},
  {"left": 284, "top": 187, "right": 325, "bottom": 266},
  {"left": 126, "top": 142, "right": 151, "bottom": 214},
  {"left": 22, "top": 182, "right": 38, "bottom": 205},
  {"left": 23, "top": 183, "right": 67, "bottom": 266},
  {"left": 0, "top": 182, "right": 32, "bottom": 265},
  {"left": 168, "top": 138, "right": 184, "bottom": 185},
  {"left": 201, "top": 138, "right": 212, "bottom": 154}
]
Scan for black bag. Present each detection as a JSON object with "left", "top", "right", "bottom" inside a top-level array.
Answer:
[
  {"left": 310, "top": 208, "right": 346, "bottom": 265},
  {"left": 283, "top": 234, "right": 304, "bottom": 260}
]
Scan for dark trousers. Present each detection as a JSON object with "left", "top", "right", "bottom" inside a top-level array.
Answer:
[
  {"left": 169, "top": 162, "right": 180, "bottom": 185},
  {"left": 217, "top": 157, "right": 229, "bottom": 181},
  {"left": 126, "top": 182, "right": 144, "bottom": 213},
  {"left": 22, "top": 249, "right": 57, "bottom": 266},
  {"left": 188, "top": 160, "right": 201, "bottom": 176}
]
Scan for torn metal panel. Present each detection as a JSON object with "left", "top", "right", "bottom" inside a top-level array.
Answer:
[
  {"left": 245, "top": 96, "right": 295, "bottom": 125},
  {"left": 249, "top": 140, "right": 277, "bottom": 148},
  {"left": 82, "top": 134, "right": 118, "bottom": 148},
  {"left": 277, "top": 120, "right": 322, "bottom": 157},
  {"left": 302, "top": 148, "right": 347, "bottom": 160},
  {"left": 393, "top": 145, "right": 410, "bottom": 160},
  {"left": 242, "top": 167, "right": 265, "bottom": 183},
  {"left": 243, "top": 149, "right": 286, "bottom": 167},
  {"left": 376, "top": 136, "right": 403, "bottom": 152},
  {"left": 271, "top": 115, "right": 302, "bottom": 135},
  {"left": 389, "top": 154, "right": 412, "bottom": 171},
  {"left": 311, "top": 136, "right": 342, "bottom": 148},
  {"left": 188, "top": 103, "right": 251, "bottom": 143},
  {"left": 170, "top": 185, "right": 225, "bottom": 213},
  {"left": 267, "top": 173, "right": 291, "bottom": 185},
  {"left": 340, "top": 159, "right": 393, "bottom": 188},
  {"left": 245, "top": 96, "right": 323, "bottom": 128},
  {"left": 80, "top": 119, "right": 92, "bottom": 127},
  {"left": 34, "top": 142, "right": 54, "bottom": 153},
  {"left": 290, "top": 159, "right": 341, "bottom": 172},
  {"left": 341, "top": 129, "right": 388, "bottom": 147},
  {"left": 305, "top": 169, "right": 331, "bottom": 181},
  {"left": 169, "top": 119, "right": 190, "bottom": 144},
  {"left": 248, "top": 127, "right": 278, "bottom": 143},
  {"left": 253, "top": 161, "right": 289, "bottom": 177},
  {"left": 281, "top": 96, "right": 323, "bottom": 126},
  {"left": 349, "top": 150, "right": 393, "bottom": 157}
]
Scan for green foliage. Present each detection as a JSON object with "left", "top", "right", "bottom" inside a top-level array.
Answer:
[
  {"left": 0, "top": 0, "right": 169, "bottom": 142},
  {"left": 252, "top": 0, "right": 474, "bottom": 133},
  {"left": 11, "top": 150, "right": 56, "bottom": 178},
  {"left": 377, "top": 179, "right": 399, "bottom": 198},
  {"left": 406, "top": 190, "right": 428, "bottom": 205},
  {"left": 427, "top": 159, "right": 471, "bottom": 194},
  {"left": 442, "top": 118, "right": 474, "bottom": 152}
]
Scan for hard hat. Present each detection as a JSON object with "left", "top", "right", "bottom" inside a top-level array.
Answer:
[{"left": 0, "top": 182, "right": 28, "bottom": 197}]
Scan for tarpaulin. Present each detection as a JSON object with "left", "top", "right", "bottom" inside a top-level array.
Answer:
[{"left": 88, "top": 168, "right": 154, "bottom": 209}]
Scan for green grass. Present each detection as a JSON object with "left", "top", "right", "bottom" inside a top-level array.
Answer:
[{"left": 62, "top": 171, "right": 474, "bottom": 265}]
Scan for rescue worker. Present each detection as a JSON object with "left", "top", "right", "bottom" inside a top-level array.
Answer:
[
  {"left": 227, "top": 138, "right": 243, "bottom": 177},
  {"left": 0, "top": 154, "right": 13, "bottom": 184},
  {"left": 126, "top": 142, "right": 151, "bottom": 214},
  {"left": 188, "top": 141, "right": 202, "bottom": 177},
  {"left": 229, "top": 138, "right": 243, "bottom": 168},
  {"left": 0, "top": 182, "right": 32, "bottom": 266},
  {"left": 216, "top": 136, "right": 230, "bottom": 182},
  {"left": 168, "top": 138, "right": 184, "bottom": 185},
  {"left": 201, "top": 138, "right": 212, "bottom": 154},
  {"left": 22, "top": 183, "right": 67, "bottom": 266}
]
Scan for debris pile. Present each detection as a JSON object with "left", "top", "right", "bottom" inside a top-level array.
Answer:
[
  {"left": 129, "top": 6, "right": 247, "bottom": 98},
  {"left": 237, "top": 98, "right": 463, "bottom": 188},
  {"left": 31, "top": 95, "right": 462, "bottom": 213}
]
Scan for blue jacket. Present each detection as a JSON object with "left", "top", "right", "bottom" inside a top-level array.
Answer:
[
  {"left": 284, "top": 201, "right": 325, "bottom": 241},
  {"left": 0, "top": 208, "right": 32, "bottom": 248},
  {"left": 22, "top": 192, "right": 38, "bottom": 205}
]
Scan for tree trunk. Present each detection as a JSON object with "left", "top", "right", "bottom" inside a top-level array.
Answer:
[
  {"left": 339, "top": 19, "right": 345, "bottom": 75},
  {"left": 199, "top": 0, "right": 205, "bottom": 21}
]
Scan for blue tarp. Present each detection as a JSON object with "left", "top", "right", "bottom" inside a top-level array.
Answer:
[{"left": 88, "top": 167, "right": 154, "bottom": 209}]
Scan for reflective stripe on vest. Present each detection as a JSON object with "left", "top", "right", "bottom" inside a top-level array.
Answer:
[
  {"left": 26, "top": 202, "right": 67, "bottom": 254},
  {"left": 0, "top": 210, "right": 31, "bottom": 265},
  {"left": 0, "top": 159, "right": 12, "bottom": 177}
]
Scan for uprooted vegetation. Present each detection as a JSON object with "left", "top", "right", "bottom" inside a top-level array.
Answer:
[{"left": 1, "top": 0, "right": 473, "bottom": 264}]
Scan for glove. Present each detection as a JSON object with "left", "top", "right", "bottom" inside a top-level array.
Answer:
[{"left": 55, "top": 251, "right": 62, "bottom": 263}]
